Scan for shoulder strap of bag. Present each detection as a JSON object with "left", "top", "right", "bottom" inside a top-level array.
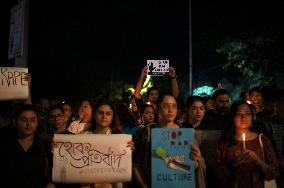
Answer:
[{"left": 258, "top": 133, "right": 265, "bottom": 160}]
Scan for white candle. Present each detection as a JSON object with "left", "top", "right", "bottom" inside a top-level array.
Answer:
[{"left": 242, "top": 133, "right": 246, "bottom": 150}]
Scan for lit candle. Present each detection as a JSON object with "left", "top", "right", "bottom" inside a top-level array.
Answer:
[
  {"left": 129, "top": 104, "right": 132, "bottom": 109},
  {"left": 146, "top": 101, "right": 151, "bottom": 105},
  {"left": 246, "top": 100, "right": 252, "bottom": 104},
  {"left": 242, "top": 133, "right": 246, "bottom": 150}
]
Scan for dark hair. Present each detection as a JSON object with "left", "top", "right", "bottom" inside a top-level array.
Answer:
[
  {"left": 48, "top": 105, "right": 64, "bottom": 116},
  {"left": 186, "top": 96, "right": 204, "bottom": 110},
  {"left": 13, "top": 104, "right": 39, "bottom": 120},
  {"left": 147, "top": 87, "right": 159, "bottom": 98},
  {"left": 212, "top": 89, "right": 230, "bottom": 101},
  {"left": 157, "top": 93, "right": 177, "bottom": 109},
  {"left": 141, "top": 104, "right": 158, "bottom": 123},
  {"left": 93, "top": 100, "right": 121, "bottom": 133},
  {"left": 115, "top": 103, "right": 137, "bottom": 128},
  {"left": 80, "top": 99, "right": 94, "bottom": 109},
  {"left": 224, "top": 101, "right": 254, "bottom": 144},
  {"left": 141, "top": 104, "right": 155, "bottom": 114},
  {"left": 249, "top": 87, "right": 263, "bottom": 97}
]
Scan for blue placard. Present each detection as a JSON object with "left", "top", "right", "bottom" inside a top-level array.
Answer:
[{"left": 151, "top": 128, "right": 195, "bottom": 188}]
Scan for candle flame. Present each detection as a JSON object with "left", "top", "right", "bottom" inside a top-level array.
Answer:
[
  {"left": 242, "top": 133, "right": 246, "bottom": 141},
  {"left": 246, "top": 100, "right": 251, "bottom": 104}
]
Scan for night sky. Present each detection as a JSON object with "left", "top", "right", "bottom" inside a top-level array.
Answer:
[{"left": 2, "top": 1, "right": 284, "bottom": 101}]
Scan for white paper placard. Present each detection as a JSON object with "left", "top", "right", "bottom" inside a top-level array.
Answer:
[
  {"left": 147, "top": 60, "right": 169, "bottom": 76},
  {"left": 0, "top": 67, "right": 28, "bottom": 100},
  {"left": 52, "top": 134, "right": 132, "bottom": 183}
]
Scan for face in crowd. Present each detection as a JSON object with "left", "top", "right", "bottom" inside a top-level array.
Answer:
[
  {"left": 249, "top": 90, "right": 264, "bottom": 111},
  {"left": 215, "top": 94, "right": 230, "bottom": 115},
  {"left": 158, "top": 95, "right": 177, "bottom": 123},
  {"left": 142, "top": 105, "right": 155, "bottom": 125},
  {"left": 15, "top": 109, "right": 39, "bottom": 138},
  {"left": 39, "top": 98, "right": 49, "bottom": 112},
  {"left": 78, "top": 100, "right": 93, "bottom": 120},
  {"left": 233, "top": 103, "right": 253, "bottom": 130},
  {"left": 188, "top": 100, "right": 205, "bottom": 123},
  {"left": 49, "top": 107, "right": 66, "bottom": 132},
  {"left": 205, "top": 98, "right": 214, "bottom": 111},
  {"left": 95, "top": 104, "right": 113, "bottom": 129},
  {"left": 148, "top": 89, "right": 159, "bottom": 104},
  {"left": 61, "top": 103, "right": 72, "bottom": 119}
]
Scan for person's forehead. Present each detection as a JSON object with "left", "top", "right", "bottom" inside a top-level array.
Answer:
[
  {"left": 20, "top": 111, "right": 37, "bottom": 118},
  {"left": 190, "top": 101, "right": 204, "bottom": 107},
  {"left": 237, "top": 104, "right": 250, "bottom": 111},
  {"left": 97, "top": 105, "right": 113, "bottom": 111},
  {"left": 63, "top": 104, "right": 71, "bottom": 109},
  {"left": 50, "top": 108, "right": 63, "bottom": 115},
  {"left": 162, "top": 97, "right": 176, "bottom": 104},
  {"left": 250, "top": 91, "right": 261, "bottom": 96},
  {"left": 216, "top": 94, "right": 230, "bottom": 101},
  {"left": 150, "top": 90, "right": 159, "bottom": 94}
]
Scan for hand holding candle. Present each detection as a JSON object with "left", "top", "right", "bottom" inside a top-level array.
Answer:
[{"left": 242, "top": 133, "right": 246, "bottom": 150}]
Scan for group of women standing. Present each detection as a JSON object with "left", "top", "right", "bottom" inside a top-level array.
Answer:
[{"left": 0, "top": 89, "right": 280, "bottom": 188}]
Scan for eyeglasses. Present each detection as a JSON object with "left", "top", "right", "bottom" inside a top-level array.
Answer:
[{"left": 49, "top": 114, "right": 64, "bottom": 120}]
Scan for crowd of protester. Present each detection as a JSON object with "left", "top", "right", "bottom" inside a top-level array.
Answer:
[{"left": 0, "top": 67, "right": 283, "bottom": 188}]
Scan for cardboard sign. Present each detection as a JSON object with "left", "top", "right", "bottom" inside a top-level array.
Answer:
[
  {"left": 151, "top": 128, "right": 195, "bottom": 188},
  {"left": 52, "top": 134, "right": 132, "bottom": 183},
  {"left": 0, "top": 67, "right": 28, "bottom": 100},
  {"left": 147, "top": 60, "right": 169, "bottom": 76}
]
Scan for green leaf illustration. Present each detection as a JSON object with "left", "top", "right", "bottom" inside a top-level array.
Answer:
[{"left": 155, "top": 146, "right": 167, "bottom": 159}]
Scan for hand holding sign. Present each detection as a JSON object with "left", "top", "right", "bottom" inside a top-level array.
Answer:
[
  {"left": 147, "top": 60, "right": 169, "bottom": 76},
  {"left": 168, "top": 67, "right": 176, "bottom": 79}
]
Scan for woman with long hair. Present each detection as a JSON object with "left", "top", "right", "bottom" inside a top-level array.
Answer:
[{"left": 215, "top": 101, "right": 279, "bottom": 188}]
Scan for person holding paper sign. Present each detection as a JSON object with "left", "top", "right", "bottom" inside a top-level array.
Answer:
[
  {"left": 133, "top": 94, "right": 205, "bottom": 188},
  {"left": 82, "top": 100, "right": 134, "bottom": 188},
  {"left": 215, "top": 101, "right": 279, "bottom": 188},
  {"left": 133, "top": 66, "right": 179, "bottom": 110}
]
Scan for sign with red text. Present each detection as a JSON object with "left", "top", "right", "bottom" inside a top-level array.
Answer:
[
  {"left": 0, "top": 67, "right": 28, "bottom": 100},
  {"left": 151, "top": 128, "right": 195, "bottom": 188},
  {"left": 52, "top": 134, "right": 132, "bottom": 183},
  {"left": 147, "top": 60, "right": 169, "bottom": 76}
]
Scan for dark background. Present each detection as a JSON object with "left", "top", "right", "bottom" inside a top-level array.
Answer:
[{"left": 1, "top": 1, "right": 284, "bottom": 101}]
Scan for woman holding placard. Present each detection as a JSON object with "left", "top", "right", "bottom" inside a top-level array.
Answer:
[
  {"left": 133, "top": 94, "right": 205, "bottom": 188},
  {"left": 215, "top": 101, "right": 279, "bottom": 188}
]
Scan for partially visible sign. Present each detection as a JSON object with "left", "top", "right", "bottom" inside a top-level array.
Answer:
[
  {"left": 0, "top": 67, "right": 28, "bottom": 100},
  {"left": 52, "top": 134, "right": 132, "bottom": 183},
  {"left": 8, "top": 1, "right": 25, "bottom": 59},
  {"left": 151, "top": 128, "right": 196, "bottom": 188},
  {"left": 147, "top": 60, "right": 169, "bottom": 76}
]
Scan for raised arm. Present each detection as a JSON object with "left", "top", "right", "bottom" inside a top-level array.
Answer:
[
  {"left": 169, "top": 67, "right": 179, "bottom": 98},
  {"left": 134, "top": 66, "right": 147, "bottom": 99}
]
